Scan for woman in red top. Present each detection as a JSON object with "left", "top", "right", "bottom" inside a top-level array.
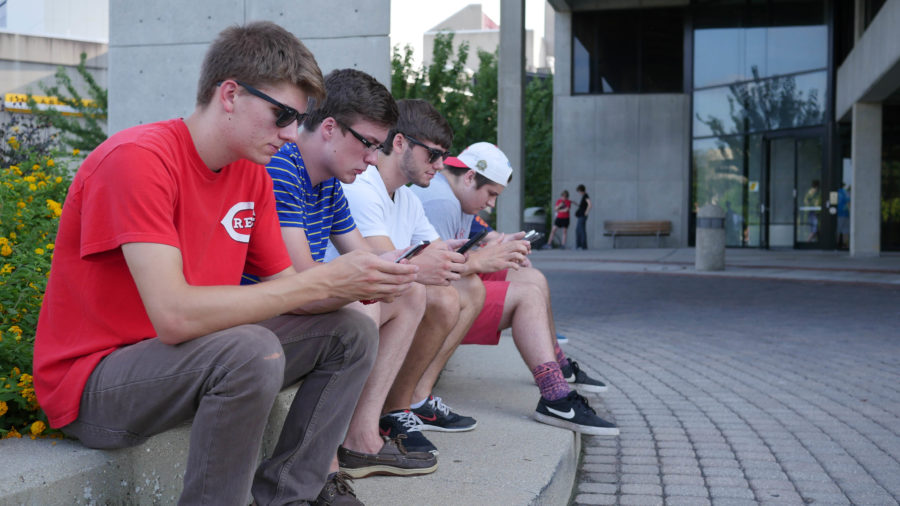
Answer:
[{"left": 546, "top": 190, "right": 572, "bottom": 249}]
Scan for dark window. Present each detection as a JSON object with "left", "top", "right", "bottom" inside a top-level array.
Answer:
[{"left": 572, "top": 9, "right": 684, "bottom": 94}]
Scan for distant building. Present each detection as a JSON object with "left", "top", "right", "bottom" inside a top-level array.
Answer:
[
  {"left": 424, "top": 3, "right": 550, "bottom": 74},
  {"left": 1, "top": 0, "right": 108, "bottom": 126},
  {"left": 548, "top": 0, "right": 899, "bottom": 256}
]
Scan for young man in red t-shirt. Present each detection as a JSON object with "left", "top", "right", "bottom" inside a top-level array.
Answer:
[{"left": 33, "top": 21, "right": 418, "bottom": 506}]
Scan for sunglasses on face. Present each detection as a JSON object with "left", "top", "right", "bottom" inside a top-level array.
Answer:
[
  {"left": 223, "top": 80, "right": 307, "bottom": 128},
  {"left": 336, "top": 120, "right": 384, "bottom": 153},
  {"left": 405, "top": 134, "right": 451, "bottom": 164}
]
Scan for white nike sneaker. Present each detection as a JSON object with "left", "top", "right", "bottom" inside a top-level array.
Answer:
[{"left": 533, "top": 391, "right": 619, "bottom": 436}]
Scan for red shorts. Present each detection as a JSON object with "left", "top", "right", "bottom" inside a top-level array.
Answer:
[{"left": 461, "top": 270, "right": 510, "bottom": 346}]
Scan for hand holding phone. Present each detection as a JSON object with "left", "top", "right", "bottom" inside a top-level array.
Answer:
[
  {"left": 523, "top": 229, "right": 543, "bottom": 244},
  {"left": 457, "top": 229, "right": 489, "bottom": 254},
  {"left": 395, "top": 241, "right": 430, "bottom": 262}
]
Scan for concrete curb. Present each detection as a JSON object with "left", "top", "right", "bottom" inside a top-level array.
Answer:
[{"left": 0, "top": 335, "right": 579, "bottom": 505}]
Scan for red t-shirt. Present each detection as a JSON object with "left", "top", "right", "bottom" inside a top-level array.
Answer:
[
  {"left": 556, "top": 198, "right": 572, "bottom": 219},
  {"left": 34, "top": 119, "right": 292, "bottom": 428}
]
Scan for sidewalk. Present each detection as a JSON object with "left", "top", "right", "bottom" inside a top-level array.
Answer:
[
  {"left": 531, "top": 247, "right": 900, "bottom": 285},
  {"left": 0, "top": 337, "right": 579, "bottom": 506}
]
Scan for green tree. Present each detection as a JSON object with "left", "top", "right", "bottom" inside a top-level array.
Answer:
[
  {"left": 27, "top": 52, "right": 107, "bottom": 151},
  {"left": 391, "top": 32, "right": 553, "bottom": 218}
]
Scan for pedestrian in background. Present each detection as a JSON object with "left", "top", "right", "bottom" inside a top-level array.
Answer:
[
  {"left": 575, "top": 184, "right": 592, "bottom": 250},
  {"left": 545, "top": 190, "right": 571, "bottom": 249}
]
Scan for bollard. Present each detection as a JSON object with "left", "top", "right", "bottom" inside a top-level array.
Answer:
[{"left": 695, "top": 204, "right": 725, "bottom": 271}]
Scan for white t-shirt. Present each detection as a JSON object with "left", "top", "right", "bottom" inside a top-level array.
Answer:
[
  {"left": 410, "top": 172, "right": 474, "bottom": 241},
  {"left": 324, "top": 165, "right": 439, "bottom": 261}
]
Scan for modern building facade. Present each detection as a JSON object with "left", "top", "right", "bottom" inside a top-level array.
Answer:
[
  {"left": 548, "top": 0, "right": 899, "bottom": 256},
  {"left": 423, "top": 3, "right": 542, "bottom": 73}
]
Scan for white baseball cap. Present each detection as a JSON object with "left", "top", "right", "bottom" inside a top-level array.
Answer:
[{"left": 444, "top": 142, "right": 513, "bottom": 187}]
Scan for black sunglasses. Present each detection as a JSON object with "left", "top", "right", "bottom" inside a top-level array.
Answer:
[
  {"left": 336, "top": 120, "right": 383, "bottom": 152},
  {"left": 405, "top": 135, "right": 451, "bottom": 164},
  {"left": 224, "top": 80, "right": 307, "bottom": 128}
]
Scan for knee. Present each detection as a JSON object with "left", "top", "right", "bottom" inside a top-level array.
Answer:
[
  {"left": 216, "top": 325, "right": 286, "bottom": 395},
  {"left": 425, "top": 284, "right": 460, "bottom": 327},
  {"left": 457, "top": 274, "right": 486, "bottom": 310},
  {"left": 399, "top": 282, "right": 427, "bottom": 317},
  {"left": 508, "top": 281, "right": 544, "bottom": 311},
  {"left": 331, "top": 308, "right": 380, "bottom": 368}
]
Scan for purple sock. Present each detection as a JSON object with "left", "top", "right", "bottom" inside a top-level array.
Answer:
[
  {"left": 555, "top": 343, "right": 570, "bottom": 369},
  {"left": 532, "top": 361, "right": 570, "bottom": 401}
]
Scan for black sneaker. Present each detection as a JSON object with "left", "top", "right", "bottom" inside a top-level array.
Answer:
[
  {"left": 312, "top": 471, "right": 362, "bottom": 506},
  {"left": 561, "top": 360, "right": 608, "bottom": 393},
  {"left": 411, "top": 395, "right": 477, "bottom": 432},
  {"left": 533, "top": 391, "right": 619, "bottom": 436},
  {"left": 379, "top": 410, "right": 438, "bottom": 454}
]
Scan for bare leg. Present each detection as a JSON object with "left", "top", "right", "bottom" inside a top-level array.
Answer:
[
  {"left": 341, "top": 283, "right": 426, "bottom": 456},
  {"left": 496, "top": 281, "right": 556, "bottom": 370},
  {"left": 506, "top": 267, "right": 559, "bottom": 343},
  {"left": 399, "top": 275, "right": 485, "bottom": 406},
  {"left": 383, "top": 284, "right": 460, "bottom": 413}
]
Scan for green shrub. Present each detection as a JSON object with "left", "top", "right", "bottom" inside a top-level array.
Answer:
[{"left": 1, "top": 117, "right": 76, "bottom": 439}]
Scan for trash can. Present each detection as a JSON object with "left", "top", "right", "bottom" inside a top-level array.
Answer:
[
  {"left": 695, "top": 204, "right": 725, "bottom": 271},
  {"left": 523, "top": 206, "right": 548, "bottom": 249}
]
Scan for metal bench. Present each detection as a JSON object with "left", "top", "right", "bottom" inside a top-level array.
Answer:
[{"left": 603, "top": 220, "right": 672, "bottom": 248}]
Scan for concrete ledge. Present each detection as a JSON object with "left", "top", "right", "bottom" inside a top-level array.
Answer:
[{"left": 0, "top": 334, "right": 578, "bottom": 505}]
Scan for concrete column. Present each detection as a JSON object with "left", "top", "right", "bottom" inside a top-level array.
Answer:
[
  {"left": 497, "top": 0, "right": 525, "bottom": 233},
  {"left": 850, "top": 102, "right": 882, "bottom": 257}
]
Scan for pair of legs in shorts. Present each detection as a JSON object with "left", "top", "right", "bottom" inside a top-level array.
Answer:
[{"left": 62, "top": 309, "right": 377, "bottom": 505}]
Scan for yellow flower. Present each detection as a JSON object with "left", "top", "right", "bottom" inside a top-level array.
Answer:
[
  {"left": 0, "top": 263, "right": 14, "bottom": 275},
  {"left": 0, "top": 237, "right": 6, "bottom": 246},
  {"left": 30, "top": 421, "right": 46, "bottom": 436},
  {"left": 55, "top": 176, "right": 63, "bottom": 183},
  {"left": 11, "top": 166, "right": 22, "bottom": 176},
  {"left": 47, "top": 159, "right": 55, "bottom": 167},
  {"left": 46, "top": 199, "right": 62, "bottom": 214},
  {"left": 8, "top": 326, "right": 22, "bottom": 337},
  {"left": 1, "top": 244, "right": 11, "bottom": 257},
  {"left": 73, "top": 148, "right": 80, "bottom": 155},
  {"left": 9, "top": 232, "right": 16, "bottom": 240},
  {"left": 0, "top": 400, "right": 7, "bottom": 417},
  {"left": 32, "top": 164, "right": 40, "bottom": 171},
  {"left": 46, "top": 243, "right": 55, "bottom": 250},
  {"left": 29, "top": 183, "right": 37, "bottom": 191},
  {"left": 23, "top": 176, "right": 36, "bottom": 183},
  {"left": 17, "top": 201, "right": 26, "bottom": 209},
  {"left": 35, "top": 248, "right": 45, "bottom": 255},
  {"left": 4, "top": 427, "right": 22, "bottom": 439}
]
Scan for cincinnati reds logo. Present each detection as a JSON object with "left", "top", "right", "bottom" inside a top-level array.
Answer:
[{"left": 220, "top": 201, "right": 256, "bottom": 243}]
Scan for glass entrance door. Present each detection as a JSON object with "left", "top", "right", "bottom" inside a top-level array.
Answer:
[{"left": 762, "top": 134, "right": 823, "bottom": 248}]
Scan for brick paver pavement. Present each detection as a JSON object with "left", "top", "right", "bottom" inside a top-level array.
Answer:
[{"left": 544, "top": 270, "right": 900, "bottom": 506}]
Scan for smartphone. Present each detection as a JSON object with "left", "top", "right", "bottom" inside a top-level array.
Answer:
[
  {"left": 395, "top": 241, "right": 430, "bottom": 262},
  {"left": 457, "top": 229, "right": 489, "bottom": 254},
  {"left": 524, "top": 230, "right": 543, "bottom": 244}
]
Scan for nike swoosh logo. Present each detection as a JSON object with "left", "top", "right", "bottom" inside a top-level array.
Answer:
[
  {"left": 546, "top": 406, "right": 576, "bottom": 419},
  {"left": 379, "top": 427, "right": 391, "bottom": 437},
  {"left": 418, "top": 413, "right": 438, "bottom": 422}
]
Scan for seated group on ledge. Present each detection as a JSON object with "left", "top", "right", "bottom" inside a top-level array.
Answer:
[{"left": 33, "top": 21, "right": 618, "bottom": 506}]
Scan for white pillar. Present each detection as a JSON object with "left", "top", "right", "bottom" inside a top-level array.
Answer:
[
  {"left": 497, "top": 0, "right": 525, "bottom": 233},
  {"left": 850, "top": 102, "right": 882, "bottom": 257}
]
